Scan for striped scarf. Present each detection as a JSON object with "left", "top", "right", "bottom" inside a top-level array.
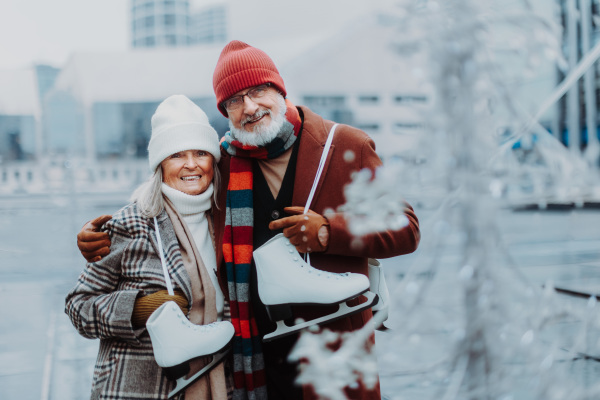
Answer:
[{"left": 222, "top": 99, "right": 302, "bottom": 399}]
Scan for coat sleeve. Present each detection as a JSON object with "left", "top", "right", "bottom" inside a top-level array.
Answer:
[
  {"left": 65, "top": 217, "right": 143, "bottom": 344},
  {"left": 325, "top": 134, "right": 421, "bottom": 259}
]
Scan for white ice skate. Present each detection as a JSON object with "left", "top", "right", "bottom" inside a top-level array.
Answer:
[
  {"left": 253, "top": 233, "right": 378, "bottom": 342},
  {"left": 146, "top": 301, "right": 235, "bottom": 398},
  {"left": 368, "top": 258, "right": 390, "bottom": 330}
]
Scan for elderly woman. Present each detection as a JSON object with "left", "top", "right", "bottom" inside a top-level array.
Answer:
[{"left": 65, "top": 95, "right": 233, "bottom": 400}]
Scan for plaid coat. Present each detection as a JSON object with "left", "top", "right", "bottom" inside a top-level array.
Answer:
[{"left": 65, "top": 203, "right": 195, "bottom": 400}]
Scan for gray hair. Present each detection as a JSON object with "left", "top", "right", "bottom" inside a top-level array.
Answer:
[{"left": 131, "top": 157, "right": 221, "bottom": 218}]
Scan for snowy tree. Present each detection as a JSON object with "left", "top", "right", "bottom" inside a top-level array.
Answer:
[{"left": 291, "top": 1, "right": 600, "bottom": 399}]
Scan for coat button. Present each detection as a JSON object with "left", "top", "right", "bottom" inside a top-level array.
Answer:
[{"left": 271, "top": 210, "right": 280, "bottom": 220}]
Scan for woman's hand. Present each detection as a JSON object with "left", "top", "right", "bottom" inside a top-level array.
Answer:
[{"left": 131, "top": 290, "right": 188, "bottom": 328}]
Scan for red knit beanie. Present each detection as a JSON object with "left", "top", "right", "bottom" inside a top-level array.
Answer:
[{"left": 213, "top": 40, "right": 287, "bottom": 117}]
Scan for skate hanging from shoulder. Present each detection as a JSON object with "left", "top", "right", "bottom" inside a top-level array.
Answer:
[
  {"left": 252, "top": 123, "right": 378, "bottom": 342},
  {"left": 146, "top": 301, "right": 234, "bottom": 398},
  {"left": 147, "top": 217, "right": 234, "bottom": 399},
  {"left": 253, "top": 233, "right": 378, "bottom": 342}
]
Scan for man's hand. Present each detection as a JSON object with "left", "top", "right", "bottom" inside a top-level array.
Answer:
[
  {"left": 269, "top": 206, "right": 330, "bottom": 253},
  {"left": 77, "top": 215, "right": 112, "bottom": 262}
]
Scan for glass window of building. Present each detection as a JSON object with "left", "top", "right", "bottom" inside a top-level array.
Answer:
[
  {"left": 358, "top": 95, "right": 379, "bottom": 104},
  {"left": 164, "top": 14, "right": 176, "bottom": 26},
  {"left": 394, "top": 95, "right": 427, "bottom": 104},
  {"left": 395, "top": 122, "right": 422, "bottom": 129},
  {"left": 303, "top": 96, "right": 346, "bottom": 108},
  {"left": 358, "top": 123, "right": 380, "bottom": 132},
  {"left": 393, "top": 122, "right": 422, "bottom": 134},
  {"left": 145, "top": 36, "right": 156, "bottom": 46},
  {"left": 145, "top": 15, "right": 154, "bottom": 28},
  {"left": 165, "top": 35, "right": 177, "bottom": 46},
  {"left": 134, "top": 18, "right": 145, "bottom": 30},
  {"left": 164, "top": 1, "right": 176, "bottom": 12}
]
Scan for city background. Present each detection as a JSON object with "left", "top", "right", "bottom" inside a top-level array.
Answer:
[
  {"left": 1, "top": 0, "right": 584, "bottom": 197},
  {"left": 2, "top": 0, "right": 600, "bottom": 399}
]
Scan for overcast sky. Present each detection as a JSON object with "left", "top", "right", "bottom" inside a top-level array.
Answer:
[{"left": 0, "top": 0, "right": 128, "bottom": 70}]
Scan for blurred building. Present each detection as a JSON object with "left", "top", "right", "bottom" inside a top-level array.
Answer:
[
  {"left": 1, "top": 2, "right": 561, "bottom": 165},
  {"left": 37, "top": 14, "right": 431, "bottom": 165},
  {"left": 131, "top": 0, "right": 192, "bottom": 47},
  {"left": 2, "top": 0, "right": 585, "bottom": 194},
  {"left": 556, "top": 0, "right": 600, "bottom": 154},
  {"left": 131, "top": 0, "right": 228, "bottom": 48},
  {"left": 42, "top": 45, "right": 229, "bottom": 161},
  {"left": 189, "top": 2, "right": 227, "bottom": 44},
  {"left": 0, "top": 65, "right": 59, "bottom": 162},
  {"left": 282, "top": 14, "right": 430, "bottom": 160}
]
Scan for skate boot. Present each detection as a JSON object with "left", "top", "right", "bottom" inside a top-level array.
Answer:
[
  {"left": 368, "top": 258, "right": 390, "bottom": 330},
  {"left": 253, "top": 233, "right": 378, "bottom": 342},
  {"left": 146, "top": 301, "right": 235, "bottom": 398}
]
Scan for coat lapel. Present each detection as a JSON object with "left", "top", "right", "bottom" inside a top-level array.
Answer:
[{"left": 293, "top": 108, "right": 336, "bottom": 210}]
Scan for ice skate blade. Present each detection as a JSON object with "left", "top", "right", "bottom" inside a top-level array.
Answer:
[
  {"left": 263, "top": 291, "right": 378, "bottom": 342},
  {"left": 167, "top": 347, "right": 230, "bottom": 399}
]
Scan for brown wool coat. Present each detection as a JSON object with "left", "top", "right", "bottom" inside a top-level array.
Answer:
[{"left": 212, "top": 106, "right": 421, "bottom": 400}]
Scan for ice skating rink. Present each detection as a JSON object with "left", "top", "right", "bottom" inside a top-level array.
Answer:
[{"left": 1, "top": 194, "right": 600, "bottom": 400}]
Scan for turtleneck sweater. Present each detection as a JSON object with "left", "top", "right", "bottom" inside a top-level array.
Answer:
[{"left": 161, "top": 183, "right": 224, "bottom": 319}]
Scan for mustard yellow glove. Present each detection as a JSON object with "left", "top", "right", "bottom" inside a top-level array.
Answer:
[{"left": 131, "top": 290, "right": 188, "bottom": 328}]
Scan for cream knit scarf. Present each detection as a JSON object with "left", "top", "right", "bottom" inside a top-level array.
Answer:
[{"left": 161, "top": 183, "right": 224, "bottom": 316}]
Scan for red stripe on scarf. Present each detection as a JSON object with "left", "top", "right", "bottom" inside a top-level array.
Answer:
[
  {"left": 245, "top": 370, "right": 267, "bottom": 392},
  {"left": 222, "top": 244, "right": 233, "bottom": 263},
  {"left": 233, "top": 245, "right": 253, "bottom": 264},
  {"left": 231, "top": 226, "right": 253, "bottom": 244},
  {"left": 240, "top": 319, "right": 251, "bottom": 338},
  {"left": 229, "top": 300, "right": 239, "bottom": 319},
  {"left": 233, "top": 370, "right": 267, "bottom": 392},
  {"left": 228, "top": 171, "right": 253, "bottom": 190}
]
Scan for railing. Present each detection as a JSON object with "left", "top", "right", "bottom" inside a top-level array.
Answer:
[{"left": 0, "top": 159, "right": 150, "bottom": 196}]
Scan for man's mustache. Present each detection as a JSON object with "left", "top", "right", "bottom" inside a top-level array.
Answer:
[{"left": 241, "top": 109, "right": 270, "bottom": 127}]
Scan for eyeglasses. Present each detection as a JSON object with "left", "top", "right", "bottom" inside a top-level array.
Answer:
[{"left": 222, "top": 84, "right": 272, "bottom": 112}]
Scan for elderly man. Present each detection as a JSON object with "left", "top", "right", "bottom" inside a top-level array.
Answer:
[{"left": 77, "top": 40, "right": 420, "bottom": 400}]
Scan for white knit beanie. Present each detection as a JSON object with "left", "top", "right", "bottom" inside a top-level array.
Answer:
[{"left": 148, "top": 95, "right": 221, "bottom": 172}]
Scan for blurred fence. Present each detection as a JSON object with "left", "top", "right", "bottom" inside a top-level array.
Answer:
[{"left": 0, "top": 159, "right": 149, "bottom": 196}]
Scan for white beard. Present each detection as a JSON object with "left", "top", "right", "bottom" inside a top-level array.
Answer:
[{"left": 229, "top": 96, "right": 287, "bottom": 147}]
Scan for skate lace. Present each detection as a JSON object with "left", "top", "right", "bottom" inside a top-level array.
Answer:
[
  {"left": 170, "top": 303, "right": 223, "bottom": 331},
  {"left": 284, "top": 239, "right": 349, "bottom": 280}
]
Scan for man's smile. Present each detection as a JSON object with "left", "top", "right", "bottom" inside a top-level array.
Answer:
[{"left": 242, "top": 109, "right": 270, "bottom": 127}]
